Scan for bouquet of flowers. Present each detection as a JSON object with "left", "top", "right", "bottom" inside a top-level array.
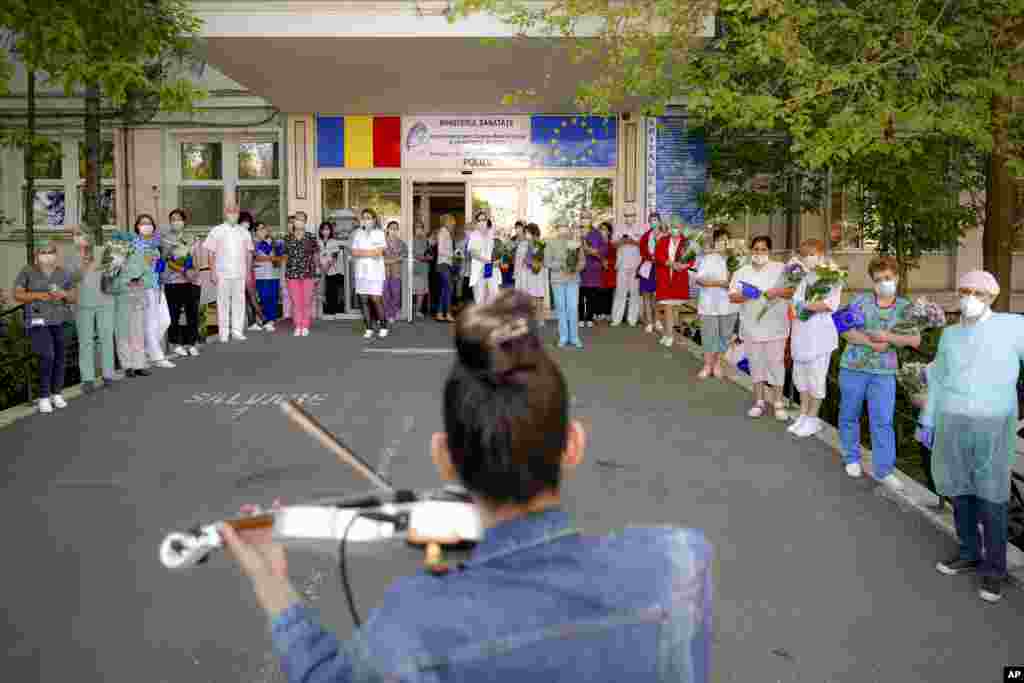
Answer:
[
  {"left": 831, "top": 300, "right": 866, "bottom": 334},
  {"left": 166, "top": 233, "right": 195, "bottom": 262},
  {"left": 527, "top": 239, "right": 545, "bottom": 274},
  {"left": 681, "top": 227, "right": 707, "bottom": 265},
  {"left": 565, "top": 238, "right": 581, "bottom": 272},
  {"left": 891, "top": 297, "right": 947, "bottom": 335},
  {"left": 452, "top": 247, "right": 465, "bottom": 270},
  {"left": 101, "top": 238, "right": 135, "bottom": 276},
  {"left": 796, "top": 261, "right": 848, "bottom": 322},
  {"left": 494, "top": 240, "right": 515, "bottom": 273},
  {"left": 782, "top": 258, "right": 808, "bottom": 287},
  {"left": 271, "top": 232, "right": 287, "bottom": 256},
  {"left": 725, "top": 240, "right": 749, "bottom": 274}
]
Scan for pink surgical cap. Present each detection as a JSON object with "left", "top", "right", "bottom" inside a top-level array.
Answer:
[{"left": 958, "top": 270, "right": 999, "bottom": 296}]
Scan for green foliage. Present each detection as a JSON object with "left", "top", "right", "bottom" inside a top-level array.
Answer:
[
  {"left": 538, "top": 178, "right": 613, "bottom": 227},
  {"left": 0, "top": 312, "right": 38, "bottom": 411}
]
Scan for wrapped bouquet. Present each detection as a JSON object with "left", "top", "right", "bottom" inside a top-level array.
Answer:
[
  {"left": 565, "top": 238, "right": 581, "bottom": 272},
  {"left": 782, "top": 258, "right": 808, "bottom": 287},
  {"left": 101, "top": 238, "right": 135, "bottom": 276},
  {"left": 831, "top": 300, "right": 866, "bottom": 334},
  {"left": 681, "top": 227, "right": 707, "bottom": 265},
  {"left": 527, "top": 239, "right": 545, "bottom": 274},
  {"left": 725, "top": 240, "right": 749, "bottom": 274},
  {"left": 891, "top": 297, "right": 946, "bottom": 335},
  {"left": 796, "top": 261, "right": 848, "bottom": 322}
]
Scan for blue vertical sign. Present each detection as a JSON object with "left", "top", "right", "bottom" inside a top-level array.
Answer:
[{"left": 650, "top": 116, "right": 707, "bottom": 225}]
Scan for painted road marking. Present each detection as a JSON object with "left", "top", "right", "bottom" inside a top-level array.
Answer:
[{"left": 362, "top": 348, "right": 455, "bottom": 354}]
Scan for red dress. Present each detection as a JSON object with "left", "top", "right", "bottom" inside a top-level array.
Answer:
[
  {"left": 601, "top": 243, "right": 617, "bottom": 289},
  {"left": 654, "top": 235, "right": 693, "bottom": 302}
]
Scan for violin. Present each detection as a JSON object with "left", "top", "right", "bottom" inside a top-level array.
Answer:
[{"left": 159, "top": 401, "right": 483, "bottom": 574}]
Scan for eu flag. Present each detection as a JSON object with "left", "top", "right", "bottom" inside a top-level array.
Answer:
[{"left": 529, "top": 116, "right": 617, "bottom": 168}]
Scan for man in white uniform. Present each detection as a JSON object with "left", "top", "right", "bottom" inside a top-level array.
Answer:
[
  {"left": 467, "top": 211, "right": 501, "bottom": 306},
  {"left": 611, "top": 209, "right": 643, "bottom": 326},
  {"left": 203, "top": 203, "right": 254, "bottom": 343}
]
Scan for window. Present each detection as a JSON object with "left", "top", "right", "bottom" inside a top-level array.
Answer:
[
  {"left": 526, "top": 178, "right": 614, "bottom": 235},
  {"left": 830, "top": 186, "right": 951, "bottom": 255},
  {"left": 178, "top": 138, "right": 282, "bottom": 228},
  {"left": 78, "top": 141, "right": 115, "bottom": 179},
  {"left": 25, "top": 137, "right": 66, "bottom": 228},
  {"left": 77, "top": 140, "right": 116, "bottom": 226}
]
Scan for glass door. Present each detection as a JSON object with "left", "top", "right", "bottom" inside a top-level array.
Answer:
[
  {"left": 470, "top": 183, "right": 523, "bottom": 238},
  {"left": 410, "top": 180, "right": 467, "bottom": 320}
]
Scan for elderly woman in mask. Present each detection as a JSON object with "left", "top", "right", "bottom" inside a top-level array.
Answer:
[
  {"left": 134, "top": 214, "right": 175, "bottom": 368},
  {"left": 65, "top": 231, "right": 116, "bottom": 392},
  {"left": 544, "top": 224, "right": 586, "bottom": 348},
  {"left": 918, "top": 270, "right": 1024, "bottom": 604}
]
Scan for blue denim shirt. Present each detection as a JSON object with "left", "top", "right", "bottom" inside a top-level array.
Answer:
[{"left": 269, "top": 508, "right": 713, "bottom": 682}]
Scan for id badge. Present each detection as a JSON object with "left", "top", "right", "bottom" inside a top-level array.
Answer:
[{"left": 31, "top": 318, "right": 45, "bottom": 327}]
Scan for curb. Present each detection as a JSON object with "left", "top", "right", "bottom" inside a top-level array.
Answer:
[{"left": 672, "top": 330, "right": 1024, "bottom": 590}]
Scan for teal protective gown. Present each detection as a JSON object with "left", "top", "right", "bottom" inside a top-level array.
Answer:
[{"left": 921, "top": 313, "right": 1024, "bottom": 503}]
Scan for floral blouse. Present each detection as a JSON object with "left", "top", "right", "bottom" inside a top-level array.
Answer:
[
  {"left": 283, "top": 234, "right": 319, "bottom": 280},
  {"left": 838, "top": 293, "right": 910, "bottom": 375}
]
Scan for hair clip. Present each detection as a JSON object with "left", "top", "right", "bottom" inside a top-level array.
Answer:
[{"left": 488, "top": 318, "right": 531, "bottom": 347}]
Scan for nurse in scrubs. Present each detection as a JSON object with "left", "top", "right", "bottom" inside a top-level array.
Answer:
[{"left": 919, "top": 270, "right": 1024, "bottom": 604}]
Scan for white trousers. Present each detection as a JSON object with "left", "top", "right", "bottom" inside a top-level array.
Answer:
[
  {"left": 611, "top": 268, "right": 640, "bottom": 325},
  {"left": 143, "top": 288, "right": 170, "bottom": 362},
  {"left": 216, "top": 277, "right": 246, "bottom": 339},
  {"left": 472, "top": 276, "right": 502, "bottom": 306}
]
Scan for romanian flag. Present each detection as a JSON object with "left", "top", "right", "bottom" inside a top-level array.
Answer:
[{"left": 316, "top": 116, "right": 401, "bottom": 169}]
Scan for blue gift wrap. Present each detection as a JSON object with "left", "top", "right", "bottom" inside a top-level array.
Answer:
[
  {"left": 740, "top": 282, "right": 762, "bottom": 300},
  {"left": 832, "top": 304, "right": 865, "bottom": 334}
]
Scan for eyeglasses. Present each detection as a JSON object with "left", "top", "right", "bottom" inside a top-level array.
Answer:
[{"left": 957, "top": 288, "right": 989, "bottom": 298}]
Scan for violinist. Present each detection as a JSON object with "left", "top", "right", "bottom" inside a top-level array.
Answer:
[{"left": 220, "top": 290, "right": 713, "bottom": 682}]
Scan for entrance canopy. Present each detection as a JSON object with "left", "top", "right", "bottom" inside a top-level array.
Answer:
[{"left": 195, "top": 1, "right": 715, "bottom": 114}]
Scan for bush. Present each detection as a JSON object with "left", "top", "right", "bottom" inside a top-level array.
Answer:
[{"left": 0, "top": 311, "right": 38, "bottom": 411}]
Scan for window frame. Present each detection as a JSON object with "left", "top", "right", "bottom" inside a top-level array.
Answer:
[
  {"left": 18, "top": 136, "right": 118, "bottom": 230},
  {"left": 829, "top": 185, "right": 951, "bottom": 256}
]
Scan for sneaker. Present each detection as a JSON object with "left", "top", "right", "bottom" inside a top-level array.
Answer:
[
  {"left": 663, "top": 337, "right": 674, "bottom": 348},
  {"left": 845, "top": 463, "right": 863, "bottom": 478},
  {"left": 263, "top": 323, "right": 275, "bottom": 332},
  {"left": 787, "top": 416, "right": 807, "bottom": 433},
  {"left": 134, "top": 368, "right": 152, "bottom": 377},
  {"left": 572, "top": 341, "right": 584, "bottom": 349},
  {"left": 38, "top": 398, "right": 53, "bottom": 413},
  {"left": 747, "top": 402, "right": 766, "bottom": 418},
  {"left": 301, "top": 328, "right": 309, "bottom": 337},
  {"left": 153, "top": 359, "right": 176, "bottom": 369},
  {"left": 611, "top": 321, "right": 622, "bottom": 327},
  {"left": 51, "top": 394, "right": 67, "bottom": 408},
  {"left": 881, "top": 473, "right": 904, "bottom": 491},
  {"left": 378, "top": 328, "right": 389, "bottom": 338},
  {"left": 557, "top": 341, "right": 568, "bottom": 348},
  {"left": 586, "top": 320, "right": 595, "bottom": 328},
  {"left": 793, "top": 417, "right": 822, "bottom": 438},
  {"left": 579, "top": 321, "right": 585, "bottom": 328},
  {"left": 81, "top": 382, "right": 96, "bottom": 395},
  {"left": 219, "top": 335, "right": 230, "bottom": 344},
  {"left": 979, "top": 576, "right": 1003, "bottom": 603},
  {"left": 697, "top": 367, "right": 711, "bottom": 380},
  {"left": 232, "top": 334, "right": 247, "bottom": 341},
  {"left": 187, "top": 346, "right": 200, "bottom": 356},
  {"left": 172, "top": 345, "right": 189, "bottom": 357},
  {"left": 645, "top": 324, "right": 654, "bottom": 334},
  {"left": 363, "top": 329, "right": 375, "bottom": 339},
  {"left": 248, "top": 323, "right": 263, "bottom": 332},
  {"left": 935, "top": 557, "right": 980, "bottom": 576}
]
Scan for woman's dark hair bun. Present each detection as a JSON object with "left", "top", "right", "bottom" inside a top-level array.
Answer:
[{"left": 455, "top": 290, "right": 543, "bottom": 385}]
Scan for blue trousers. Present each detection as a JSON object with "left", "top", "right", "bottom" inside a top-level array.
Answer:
[
  {"left": 255, "top": 279, "right": 280, "bottom": 322},
  {"left": 551, "top": 281, "right": 581, "bottom": 346},
  {"left": 951, "top": 495, "right": 1009, "bottom": 578},
  {"left": 436, "top": 265, "right": 453, "bottom": 315},
  {"left": 838, "top": 368, "right": 896, "bottom": 478}
]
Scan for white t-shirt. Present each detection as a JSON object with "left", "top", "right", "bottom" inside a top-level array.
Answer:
[
  {"left": 203, "top": 223, "right": 254, "bottom": 279},
  {"left": 351, "top": 228, "right": 387, "bottom": 282},
  {"left": 728, "top": 261, "right": 790, "bottom": 342},
  {"left": 695, "top": 253, "right": 738, "bottom": 316},
  {"left": 790, "top": 274, "right": 842, "bottom": 361},
  {"left": 436, "top": 227, "right": 453, "bottom": 266},
  {"left": 467, "top": 228, "right": 495, "bottom": 286},
  {"left": 615, "top": 223, "right": 644, "bottom": 271}
]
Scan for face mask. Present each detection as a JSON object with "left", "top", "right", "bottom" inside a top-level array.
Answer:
[
  {"left": 875, "top": 280, "right": 897, "bottom": 297},
  {"left": 139, "top": 224, "right": 154, "bottom": 236},
  {"left": 362, "top": 220, "right": 373, "bottom": 229},
  {"left": 804, "top": 254, "right": 820, "bottom": 269},
  {"left": 38, "top": 253, "right": 57, "bottom": 266},
  {"left": 752, "top": 254, "right": 769, "bottom": 266},
  {"left": 959, "top": 295, "right": 986, "bottom": 318}
]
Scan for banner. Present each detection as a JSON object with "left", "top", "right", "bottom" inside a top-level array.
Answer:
[
  {"left": 401, "top": 115, "right": 617, "bottom": 169},
  {"left": 645, "top": 116, "right": 707, "bottom": 225},
  {"left": 402, "top": 116, "right": 533, "bottom": 169}
]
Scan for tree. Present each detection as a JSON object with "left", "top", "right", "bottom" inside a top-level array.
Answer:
[
  {"left": 0, "top": 0, "right": 206, "bottom": 249},
  {"left": 839, "top": 140, "right": 983, "bottom": 295},
  {"left": 538, "top": 177, "right": 613, "bottom": 226},
  {"left": 454, "top": 0, "right": 1024, "bottom": 308}
]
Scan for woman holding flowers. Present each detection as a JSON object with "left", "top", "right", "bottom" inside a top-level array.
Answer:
[
  {"left": 727, "top": 235, "right": 794, "bottom": 418},
  {"left": 161, "top": 209, "right": 202, "bottom": 356},
  {"left": 134, "top": 214, "right": 175, "bottom": 369},
  {"left": 919, "top": 271, "right": 1024, "bottom": 603},
  {"left": 638, "top": 212, "right": 666, "bottom": 334},
  {"left": 282, "top": 212, "right": 320, "bottom": 337},
  {"left": 515, "top": 222, "right": 548, "bottom": 322},
  {"left": 836, "top": 256, "right": 922, "bottom": 488},
  {"left": 106, "top": 231, "right": 150, "bottom": 378},
  {"left": 544, "top": 224, "right": 586, "bottom": 348},
  {"left": 652, "top": 219, "right": 696, "bottom": 348},
  {"left": 694, "top": 228, "right": 739, "bottom": 380},
  {"left": 788, "top": 239, "right": 843, "bottom": 438}
]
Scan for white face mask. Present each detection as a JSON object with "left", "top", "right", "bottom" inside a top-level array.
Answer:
[
  {"left": 139, "top": 224, "right": 154, "bottom": 236},
  {"left": 959, "top": 295, "right": 986, "bottom": 319},
  {"left": 875, "top": 280, "right": 897, "bottom": 297},
  {"left": 752, "top": 254, "right": 769, "bottom": 266},
  {"left": 804, "top": 254, "right": 821, "bottom": 269},
  {"left": 362, "top": 220, "right": 373, "bottom": 229},
  {"left": 38, "top": 253, "right": 57, "bottom": 266},
  {"left": 171, "top": 220, "right": 185, "bottom": 230}
]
